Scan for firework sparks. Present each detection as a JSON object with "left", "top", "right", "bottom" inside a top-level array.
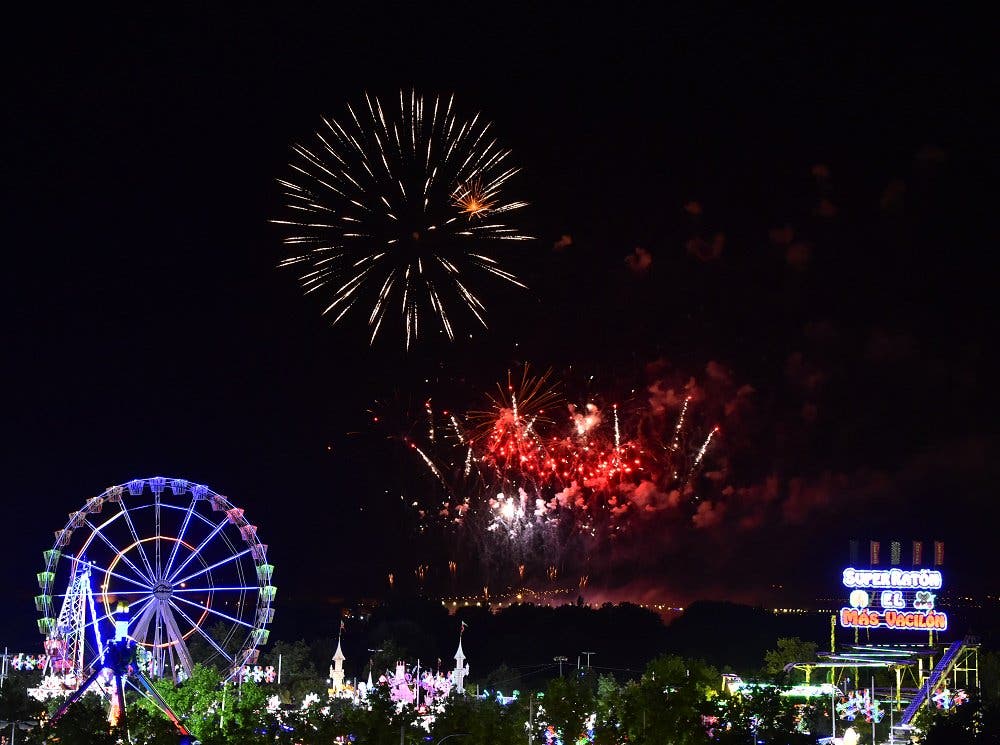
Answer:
[
  {"left": 453, "top": 179, "right": 496, "bottom": 218},
  {"left": 449, "top": 414, "right": 465, "bottom": 444},
  {"left": 670, "top": 395, "right": 691, "bottom": 451},
  {"left": 385, "top": 366, "right": 727, "bottom": 583},
  {"left": 409, "top": 441, "right": 446, "bottom": 487},
  {"left": 691, "top": 426, "right": 719, "bottom": 471},
  {"left": 275, "top": 90, "right": 531, "bottom": 349}
]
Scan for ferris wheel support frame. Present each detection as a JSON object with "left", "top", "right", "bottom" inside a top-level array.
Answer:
[{"left": 51, "top": 605, "right": 192, "bottom": 741}]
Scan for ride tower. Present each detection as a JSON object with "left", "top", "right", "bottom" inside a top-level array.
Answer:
[
  {"left": 50, "top": 602, "right": 194, "bottom": 743},
  {"left": 39, "top": 558, "right": 104, "bottom": 689}
]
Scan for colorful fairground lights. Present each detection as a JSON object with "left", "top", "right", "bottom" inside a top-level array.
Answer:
[{"left": 31, "top": 477, "right": 275, "bottom": 699}]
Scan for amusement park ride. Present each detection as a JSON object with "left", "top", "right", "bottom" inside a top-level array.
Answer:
[
  {"left": 31, "top": 477, "right": 276, "bottom": 741},
  {"left": 789, "top": 540, "right": 981, "bottom": 744},
  {"left": 50, "top": 603, "right": 193, "bottom": 740}
]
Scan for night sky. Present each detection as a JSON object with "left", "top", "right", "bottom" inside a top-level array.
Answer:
[{"left": 2, "top": 7, "right": 994, "bottom": 648}]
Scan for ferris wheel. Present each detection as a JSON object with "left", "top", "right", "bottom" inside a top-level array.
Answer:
[{"left": 35, "top": 477, "right": 275, "bottom": 685}]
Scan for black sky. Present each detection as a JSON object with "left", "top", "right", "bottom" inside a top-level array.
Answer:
[{"left": 2, "top": 7, "right": 994, "bottom": 647}]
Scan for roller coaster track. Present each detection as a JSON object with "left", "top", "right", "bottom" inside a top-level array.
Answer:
[{"left": 893, "top": 636, "right": 974, "bottom": 734}]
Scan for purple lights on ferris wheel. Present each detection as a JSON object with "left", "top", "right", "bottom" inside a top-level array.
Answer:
[{"left": 34, "top": 476, "right": 276, "bottom": 690}]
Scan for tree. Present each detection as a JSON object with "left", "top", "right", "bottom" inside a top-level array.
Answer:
[
  {"left": 40, "top": 695, "right": 118, "bottom": 745},
  {"left": 362, "top": 637, "right": 409, "bottom": 683},
  {"left": 981, "top": 649, "right": 1000, "bottom": 709},
  {"left": 763, "top": 637, "right": 818, "bottom": 682},
  {"left": 482, "top": 663, "right": 522, "bottom": 696},
  {"left": 915, "top": 693, "right": 999, "bottom": 745},
  {"left": 0, "top": 676, "right": 44, "bottom": 735},
  {"left": 340, "top": 684, "right": 422, "bottom": 745},
  {"left": 260, "top": 640, "right": 327, "bottom": 705},
  {"left": 541, "top": 673, "right": 595, "bottom": 743},
  {"left": 593, "top": 674, "right": 625, "bottom": 745},
  {"left": 303, "top": 697, "right": 358, "bottom": 744},
  {"left": 213, "top": 678, "right": 268, "bottom": 744},
  {"left": 616, "top": 655, "right": 719, "bottom": 745},
  {"left": 712, "top": 687, "right": 812, "bottom": 745},
  {"left": 430, "top": 693, "right": 526, "bottom": 744},
  {"left": 127, "top": 706, "right": 184, "bottom": 745},
  {"left": 139, "top": 663, "right": 269, "bottom": 745},
  {"left": 183, "top": 621, "right": 247, "bottom": 675},
  {"left": 148, "top": 664, "right": 225, "bottom": 742}
]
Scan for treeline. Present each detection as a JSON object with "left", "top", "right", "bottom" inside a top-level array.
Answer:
[
  {"left": 277, "top": 597, "right": 834, "bottom": 689},
  {"left": 2, "top": 636, "right": 998, "bottom": 743},
  {"left": 4, "top": 655, "right": 819, "bottom": 744}
]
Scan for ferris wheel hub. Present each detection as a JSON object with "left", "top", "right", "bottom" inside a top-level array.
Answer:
[{"left": 152, "top": 583, "right": 173, "bottom": 600}]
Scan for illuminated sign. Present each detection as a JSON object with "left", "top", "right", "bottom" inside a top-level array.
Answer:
[
  {"left": 880, "top": 590, "right": 906, "bottom": 609},
  {"left": 914, "top": 591, "right": 936, "bottom": 610},
  {"left": 839, "top": 566, "right": 947, "bottom": 631},
  {"left": 840, "top": 607, "right": 948, "bottom": 630},
  {"left": 842, "top": 568, "right": 942, "bottom": 590}
]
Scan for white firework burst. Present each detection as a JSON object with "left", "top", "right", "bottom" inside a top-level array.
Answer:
[{"left": 274, "top": 90, "right": 531, "bottom": 349}]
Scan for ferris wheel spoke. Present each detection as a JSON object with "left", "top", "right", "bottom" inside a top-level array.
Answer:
[
  {"left": 166, "top": 516, "right": 230, "bottom": 584},
  {"left": 130, "top": 598, "right": 159, "bottom": 647},
  {"left": 167, "top": 599, "right": 235, "bottom": 662},
  {"left": 162, "top": 497, "right": 198, "bottom": 580},
  {"left": 172, "top": 586, "right": 259, "bottom": 593},
  {"left": 171, "top": 548, "right": 252, "bottom": 588},
  {"left": 82, "top": 524, "right": 154, "bottom": 588},
  {"left": 118, "top": 500, "right": 157, "bottom": 583},
  {"left": 171, "top": 595, "right": 254, "bottom": 629},
  {"left": 62, "top": 589, "right": 151, "bottom": 596},
  {"left": 155, "top": 496, "right": 162, "bottom": 584},
  {"left": 157, "top": 602, "right": 197, "bottom": 674},
  {"left": 69, "top": 551, "right": 152, "bottom": 592}
]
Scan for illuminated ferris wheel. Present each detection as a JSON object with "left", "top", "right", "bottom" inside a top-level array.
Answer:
[{"left": 35, "top": 477, "right": 275, "bottom": 685}]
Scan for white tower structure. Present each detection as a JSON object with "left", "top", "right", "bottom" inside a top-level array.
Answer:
[
  {"left": 330, "top": 637, "right": 346, "bottom": 691},
  {"left": 44, "top": 561, "right": 103, "bottom": 687},
  {"left": 452, "top": 635, "right": 469, "bottom": 693}
]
